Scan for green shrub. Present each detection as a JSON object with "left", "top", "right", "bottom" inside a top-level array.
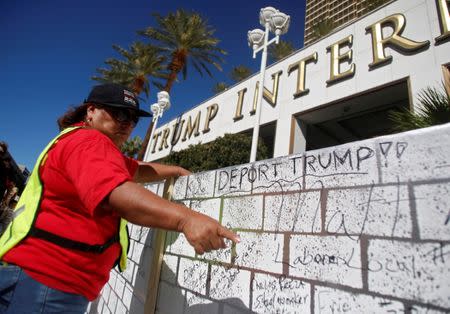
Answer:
[
  {"left": 389, "top": 85, "right": 450, "bottom": 132},
  {"left": 159, "top": 133, "right": 269, "bottom": 172}
]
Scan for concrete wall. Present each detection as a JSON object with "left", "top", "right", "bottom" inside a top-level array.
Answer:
[{"left": 91, "top": 123, "right": 450, "bottom": 313}]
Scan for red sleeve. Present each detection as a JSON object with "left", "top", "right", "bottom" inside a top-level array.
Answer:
[
  {"left": 125, "top": 156, "right": 139, "bottom": 178},
  {"left": 60, "top": 129, "right": 135, "bottom": 215}
]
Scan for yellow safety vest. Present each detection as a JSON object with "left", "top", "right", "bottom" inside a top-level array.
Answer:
[{"left": 0, "top": 126, "right": 129, "bottom": 271}]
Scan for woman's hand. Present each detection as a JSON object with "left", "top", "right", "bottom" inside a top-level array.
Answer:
[
  {"left": 174, "top": 166, "right": 191, "bottom": 178},
  {"left": 178, "top": 211, "right": 240, "bottom": 255},
  {"left": 134, "top": 162, "right": 191, "bottom": 183}
]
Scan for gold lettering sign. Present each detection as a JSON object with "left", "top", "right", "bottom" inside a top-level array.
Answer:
[
  {"left": 171, "top": 119, "right": 185, "bottom": 146},
  {"left": 151, "top": 131, "right": 162, "bottom": 153},
  {"left": 203, "top": 103, "right": 219, "bottom": 133},
  {"left": 151, "top": 6, "right": 442, "bottom": 155},
  {"left": 435, "top": 0, "right": 450, "bottom": 43},
  {"left": 233, "top": 88, "right": 247, "bottom": 121},
  {"left": 158, "top": 128, "right": 170, "bottom": 151},
  {"left": 326, "top": 35, "right": 355, "bottom": 84},
  {"left": 288, "top": 52, "right": 318, "bottom": 97},
  {"left": 182, "top": 111, "right": 201, "bottom": 141},
  {"left": 251, "top": 70, "right": 282, "bottom": 115},
  {"left": 365, "top": 13, "right": 430, "bottom": 68},
  {"left": 443, "top": 65, "right": 450, "bottom": 98}
]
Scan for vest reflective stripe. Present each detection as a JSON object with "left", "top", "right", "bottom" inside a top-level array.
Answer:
[
  {"left": 118, "top": 218, "right": 129, "bottom": 271},
  {"left": 0, "top": 126, "right": 129, "bottom": 272}
]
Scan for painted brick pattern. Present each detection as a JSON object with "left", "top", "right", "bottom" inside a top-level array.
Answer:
[
  {"left": 377, "top": 127, "right": 450, "bottom": 183},
  {"left": 172, "top": 175, "right": 188, "bottom": 200},
  {"left": 251, "top": 156, "right": 304, "bottom": 193},
  {"left": 189, "top": 198, "right": 221, "bottom": 221},
  {"left": 178, "top": 258, "right": 209, "bottom": 295},
  {"left": 199, "top": 239, "right": 233, "bottom": 264},
  {"left": 222, "top": 195, "right": 263, "bottom": 229},
  {"left": 414, "top": 183, "right": 450, "bottom": 241},
  {"left": 367, "top": 240, "right": 450, "bottom": 308},
  {"left": 264, "top": 191, "right": 322, "bottom": 232},
  {"left": 209, "top": 265, "right": 252, "bottom": 309},
  {"left": 326, "top": 185, "right": 412, "bottom": 238},
  {"left": 304, "top": 140, "right": 379, "bottom": 189},
  {"left": 289, "top": 235, "right": 363, "bottom": 288},
  {"left": 252, "top": 273, "right": 310, "bottom": 313},
  {"left": 314, "top": 286, "right": 404, "bottom": 313},
  {"left": 215, "top": 164, "right": 254, "bottom": 197},
  {"left": 234, "top": 232, "right": 284, "bottom": 273},
  {"left": 186, "top": 171, "right": 216, "bottom": 198},
  {"left": 90, "top": 124, "right": 450, "bottom": 314},
  {"left": 165, "top": 231, "right": 196, "bottom": 257}
]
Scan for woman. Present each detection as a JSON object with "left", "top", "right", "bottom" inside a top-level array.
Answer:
[{"left": 0, "top": 83, "right": 239, "bottom": 313}]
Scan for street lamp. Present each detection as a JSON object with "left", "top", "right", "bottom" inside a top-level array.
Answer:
[
  {"left": 248, "top": 7, "right": 290, "bottom": 162},
  {"left": 144, "top": 91, "right": 171, "bottom": 160}
]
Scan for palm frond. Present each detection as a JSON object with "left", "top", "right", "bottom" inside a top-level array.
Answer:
[
  {"left": 139, "top": 9, "right": 227, "bottom": 89},
  {"left": 268, "top": 40, "right": 295, "bottom": 62},
  {"left": 212, "top": 82, "right": 228, "bottom": 94},
  {"left": 230, "top": 65, "right": 252, "bottom": 83},
  {"left": 389, "top": 84, "right": 450, "bottom": 132},
  {"left": 92, "top": 41, "right": 167, "bottom": 97}
]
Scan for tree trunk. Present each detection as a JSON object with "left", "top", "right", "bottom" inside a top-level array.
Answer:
[
  {"left": 137, "top": 53, "right": 185, "bottom": 160},
  {"left": 137, "top": 78, "right": 173, "bottom": 161},
  {"left": 137, "top": 119, "right": 155, "bottom": 160}
]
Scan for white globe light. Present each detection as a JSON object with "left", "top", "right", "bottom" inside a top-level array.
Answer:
[
  {"left": 259, "top": 7, "right": 278, "bottom": 26},
  {"left": 270, "top": 12, "right": 290, "bottom": 35},
  {"left": 151, "top": 103, "right": 160, "bottom": 115},
  {"left": 156, "top": 91, "right": 170, "bottom": 110},
  {"left": 157, "top": 91, "right": 169, "bottom": 101},
  {"left": 248, "top": 29, "right": 265, "bottom": 50}
]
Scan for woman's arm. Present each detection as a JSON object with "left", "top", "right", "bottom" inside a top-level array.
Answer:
[
  {"left": 107, "top": 181, "right": 240, "bottom": 254},
  {"left": 133, "top": 161, "right": 191, "bottom": 183}
]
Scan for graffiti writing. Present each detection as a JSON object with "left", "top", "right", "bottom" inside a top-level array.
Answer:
[
  {"left": 253, "top": 292, "right": 308, "bottom": 312},
  {"left": 379, "top": 141, "right": 408, "bottom": 166},
  {"left": 305, "top": 146, "right": 375, "bottom": 173}
]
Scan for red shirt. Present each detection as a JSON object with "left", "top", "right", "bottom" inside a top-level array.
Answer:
[{"left": 3, "top": 127, "right": 138, "bottom": 300}]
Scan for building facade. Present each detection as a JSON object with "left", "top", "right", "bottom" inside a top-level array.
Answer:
[
  {"left": 144, "top": 0, "right": 450, "bottom": 164},
  {"left": 304, "top": 0, "right": 390, "bottom": 46}
]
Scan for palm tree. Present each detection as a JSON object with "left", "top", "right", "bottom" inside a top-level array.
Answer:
[
  {"left": 92, "top": 42, "right": 167, "bottom": 97},
  {"left": 366, "top": 0, "right": 388, "bottom": 12},
  {"left": 268, "top": 40, "right": 295, "bottom": 62},
  {"left": 121, "top": 136, "right": 143, "bottom": 158},
  {"left": 212, "top": 82, "right": 229, "bottom": 94},
  {"left": 137, "top": 9, "right": 227, "bottom": 159},
  {"left": 230, "top": 65, "right": 252, "bottom": 83},
  {"left": 312, "top": 19, "right": 334, "bottom": 41},
  {"left": 139, "top": 9, "right": 226, "bottom": 92},
  {"left": 93, "top": 42, "right": 167, "bottom": 160},
  {"left": 389, "top": 85, "right": 450, "bottom": 132}
]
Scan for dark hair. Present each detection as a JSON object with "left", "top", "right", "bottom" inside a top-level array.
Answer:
[
  {"left": 0, "top": 141, "right": 7, "bottom": 155},
  {"left": 57, "top": 103, "right": 90, "bottom": 130}
]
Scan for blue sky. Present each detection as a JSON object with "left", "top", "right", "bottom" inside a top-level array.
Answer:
[{"left": 1, "top": 0, "right": 305, "bottom": 169}]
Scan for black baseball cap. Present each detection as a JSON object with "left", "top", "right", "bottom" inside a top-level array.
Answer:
[{"left": 84, "top": 83, "right": 151, "bottom": 117}]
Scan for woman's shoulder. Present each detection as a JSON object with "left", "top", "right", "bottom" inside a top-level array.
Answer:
[
  {"left": 53, "top": 128, "right": 117, "bottom": 156},
  {"left": 64, "top": 127, "right": 110, "bottom": 144}
]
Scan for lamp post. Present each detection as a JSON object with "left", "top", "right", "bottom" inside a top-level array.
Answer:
[
  {"left": 144, "top": 91, "right": 171, "bottom": 161},
  {"left": 247, "top": 7, "right": 290, "bottom": 163}
]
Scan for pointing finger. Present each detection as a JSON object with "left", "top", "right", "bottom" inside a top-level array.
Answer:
[{"left": 217, "top": 226, "right": 240, "bottom": 244}]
